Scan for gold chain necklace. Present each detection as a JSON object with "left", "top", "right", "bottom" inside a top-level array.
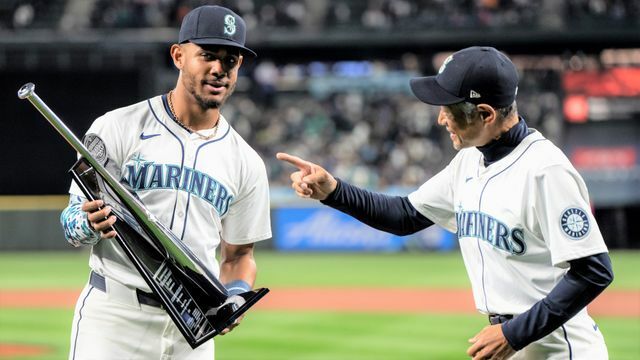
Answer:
[{"left": 168, "top": 90, "right": 218, "bottom": 140}]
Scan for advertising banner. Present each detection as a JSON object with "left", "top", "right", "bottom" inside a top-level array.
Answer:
[{"left": 274, "top": 207, "right": 455, "bottom": 252}]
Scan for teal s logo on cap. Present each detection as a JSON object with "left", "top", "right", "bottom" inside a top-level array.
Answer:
[
  {"left": 224, "top": 14, "right": 236, "bottom": 35},
  {"left": 178, "top": 5, "right": 257, "bottom": 57}
]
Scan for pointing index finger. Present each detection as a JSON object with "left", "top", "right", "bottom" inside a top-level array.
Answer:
[{"left": 276, "top": 152, "right": 311, "bottom": 171}]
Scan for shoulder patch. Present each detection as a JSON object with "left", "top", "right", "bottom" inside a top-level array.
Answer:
[
  {"left": 560, "top": 207, "right": 590, "bottom": 240},
  {"left": 83, "top": 133, "right": 108, "bottom": 165}
]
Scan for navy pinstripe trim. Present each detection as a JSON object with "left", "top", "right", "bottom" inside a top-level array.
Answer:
[
  {"left": 561, "top": 325, "right": 573, "bottom": 359},
  {"left": 478, "top": 139, "right": 547, "bottom": 209},
  {"left": 71, "top": 286, "right": 94, "bottom": 360},
  {"left": 180, "top": 124, "right": 232, "bottom": 240},
  {"left": 477, "top": 238, "right": 490, "bottom": 313},
  {"left": 476, "top": 138, "right": 547, "bottom": 313},
  {"left": 149, "top": 97, "right": 185, "bottom": 230},
  {"left": 473, "top": 153, "right": 490, "bottom": 312}
]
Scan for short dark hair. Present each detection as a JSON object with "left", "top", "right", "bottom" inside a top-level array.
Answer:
[{"left": 448, "top": 101, "right": 517, "bottom": 125}]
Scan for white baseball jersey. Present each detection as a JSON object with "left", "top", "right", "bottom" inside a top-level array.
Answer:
[
  {"left": 70, "top": 94, "right": 271, "bottom": 290},
  {"left": 67, "top": 94, "right": 271, "bottom": 359},
  {"left": 408, "top": 129, "right": 608, "bottom": 358}
]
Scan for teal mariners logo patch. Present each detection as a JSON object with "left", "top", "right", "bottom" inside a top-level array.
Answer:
[
  {"left": 561, "top": 208, "right": 590, "bottom": 239},
  {"left": 224, "top": 15, "right": 236, "bottom": 35}
]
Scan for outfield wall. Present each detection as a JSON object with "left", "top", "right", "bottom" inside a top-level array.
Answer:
[
  {"left": 0, "top": 195, "right": 455, "bottom": 251},
  {"left": 0, "top": 193, "right": 635, "bottom": 250},
  {"left": 0, "top": 196, "right": 69, "bottom": 250}
]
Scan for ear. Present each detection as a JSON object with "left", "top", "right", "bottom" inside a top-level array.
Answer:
[
  {"left": 170, "top": 44, "right": 184, "bottom": 70},
  {"left": 477, "top": 104, "right": 497, "bottom": 125}
]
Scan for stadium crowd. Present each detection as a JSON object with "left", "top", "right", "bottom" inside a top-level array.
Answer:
[
  {"left": 1, "top": 0, "right": 638, "bottom": 30},
  {"left": 0, "top": 0, "right": 624, "bottom": 190},
  {"left": 86, "top": 0, "right": 640, "bottom": 31},
  {"left": 223, "top": 58, "right": 563, "bottom": 189}
]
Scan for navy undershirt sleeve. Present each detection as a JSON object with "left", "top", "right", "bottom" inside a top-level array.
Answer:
[
  {"left": 501, "top": 252, "right": 614, "bottom": 350},
  {"left": 320, "top": 178, "right": 434, "bottom": 236}
]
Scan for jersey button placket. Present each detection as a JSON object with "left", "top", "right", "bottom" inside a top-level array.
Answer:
[
  {"left": 186, "top": 150, "right": 194, "bottom": 163},
  {"left": 185, "top": 139, "right": 196, "bottom": 163},
  {"left": 172, "top": 141, "right": 193, "bottom": 235}
]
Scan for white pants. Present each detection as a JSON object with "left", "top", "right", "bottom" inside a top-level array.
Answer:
[
  {"left": 69, "top": 278, "right": 214, "bottom": 360},
  {"left": 511, "top": 311, "right": 608, "bottom": 359}
]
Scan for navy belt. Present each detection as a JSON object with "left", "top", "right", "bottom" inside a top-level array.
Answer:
[
  {"left": 488, "top": 314, "right": 513, "bottom": 325},
  {"left": 89, "top": 271, "right": 163, "bottom": 308}
]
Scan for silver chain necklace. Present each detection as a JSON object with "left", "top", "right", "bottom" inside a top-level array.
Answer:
[{"left": 168, "top": 90, "right": 218, "bottom": 140}]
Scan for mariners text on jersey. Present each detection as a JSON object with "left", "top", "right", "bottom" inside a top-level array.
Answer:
[
  {"left": 122, "top": 155, "right": 233, "bottom": 216},
  {"left": 456, "top": 210, "right": 526, "bottom": 255}
]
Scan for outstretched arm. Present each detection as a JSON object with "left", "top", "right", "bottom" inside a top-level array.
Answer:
[
  {"left": 322, "top": 179, "right": 433, "bottom": 236},
  {"left": 277, "top": 152, "right": 433, "bottom": 235},
  {"left": 276, "top": 152, "right": 338, "bottom": 200}
]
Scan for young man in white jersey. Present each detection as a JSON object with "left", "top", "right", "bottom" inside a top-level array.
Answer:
[
  {"left": 60, "top": 5, "right": 272, "bottom": 359},
  {"left": 277, "top": 46, "right": 613, "bottom": 359}
]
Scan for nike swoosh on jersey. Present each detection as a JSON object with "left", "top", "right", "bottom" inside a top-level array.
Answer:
[
  {"left": 140, "top": 133, "right": 161, "bottom": 140},
  {"left": 465, "top": 177, "right": 473, "bottom": 182}
]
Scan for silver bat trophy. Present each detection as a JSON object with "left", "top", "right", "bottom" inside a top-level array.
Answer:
[{"left": 18, "top": 82, "right": 269, "bottom": 348}]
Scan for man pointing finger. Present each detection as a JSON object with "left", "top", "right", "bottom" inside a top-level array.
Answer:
[{"left": 277, "top": 46, "right": 613, "bottom": 359}]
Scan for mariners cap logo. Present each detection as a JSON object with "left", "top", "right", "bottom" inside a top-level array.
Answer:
[
  {"left": 438, "top": 54, "right": 453, "bottom": 74},
  {"left": 224, "top": 14, "right": 236, "bottom": 35},
  {"left": 560, "top": 207, "right": 590, "bottom": 239}
]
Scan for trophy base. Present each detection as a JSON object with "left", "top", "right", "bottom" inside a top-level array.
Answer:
[{"left": 209, "top": 288, "right": 270, "bottom": 335}]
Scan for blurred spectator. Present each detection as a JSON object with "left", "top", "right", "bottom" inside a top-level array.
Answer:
[
  {"left": 5, "top": 0, "right": 631, "bottom": 190},
  {"left": 566, "top": 0, "right": 640, "bottom": 26},
  {"left": 0, "top": 0, "right": 51, "bottom": 29},
  {"left": 91, "top": 0, "right": 171, "bottom": 28},
  {"left": 13, "top": 3, "right": 35, "bottom": 28}
]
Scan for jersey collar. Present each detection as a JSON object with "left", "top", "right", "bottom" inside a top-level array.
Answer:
[
  {"left": 477, "top": 116, "right": 530, "bottom": 166},
  {"left": 158, "top": 94, "right": 230, "bottom": 141}
]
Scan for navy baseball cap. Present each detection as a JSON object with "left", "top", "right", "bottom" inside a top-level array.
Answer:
[
  {"left": 179, "top": 5, "right": 256, "bottom": 57},
  {"left": 410, "top": 46, "right": 518, "bottom": 108}
]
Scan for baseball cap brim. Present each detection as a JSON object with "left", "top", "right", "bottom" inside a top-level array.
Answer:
[
  {"left": 410, "top": 76, "right": 465, "bottom": 105},
  {"left": 188, "top": 37, "right": 257, "bottom": 57}
]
